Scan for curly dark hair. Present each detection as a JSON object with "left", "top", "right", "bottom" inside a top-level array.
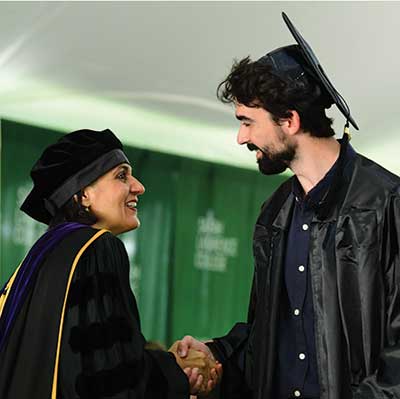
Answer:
[
  {"left": 48, "top": 190, "right": 97, "bottom": 229},
  {"left": 217, "top": 56, "right": 335, "bottom": 138}
]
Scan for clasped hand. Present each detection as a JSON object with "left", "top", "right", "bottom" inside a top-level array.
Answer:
[{"left": 169, "top": 336, "right": 223, "bottom": 396}]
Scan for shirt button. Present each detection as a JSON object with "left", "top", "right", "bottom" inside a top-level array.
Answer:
[
  {"left": 294, "top": 308, "right": 300, "bottom": 316},
  {"left": 299, "top": 353, "right": 306, "bottom": 360},
  {"left": 294, "top": 390, "right": 301, "bottom": 397},
  {"left": 298, "top": 265, "right": 305, "bottom": 272},
  {"left": 302, "top": 223, "right": 309, "bottom": 231}
]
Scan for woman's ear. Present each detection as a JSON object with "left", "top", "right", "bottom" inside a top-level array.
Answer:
[
  {"left": 280, "top": 110, "right": 301, "bottom": 136},
  {"left": 80, "top": 186, "right": 92, "bottom": 208}
]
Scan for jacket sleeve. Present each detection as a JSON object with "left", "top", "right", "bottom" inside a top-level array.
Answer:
[
  {"left": 59, "top": 232, "right": 188, "bottom": 399},
  {"left": 353, "top": 192, "right": 400, "bottom": 398}
]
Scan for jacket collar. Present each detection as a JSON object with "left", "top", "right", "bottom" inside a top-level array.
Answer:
[{"left": 256, "top": 178, "right": 294, "bottom": 231}]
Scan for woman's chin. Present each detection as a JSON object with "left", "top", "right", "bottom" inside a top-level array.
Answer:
[
  {"left": 118, "top": 219, "right": 141, "bottom": 235},
  {"left": 92, "top": 218, "right": 140, "bottom": 235}
]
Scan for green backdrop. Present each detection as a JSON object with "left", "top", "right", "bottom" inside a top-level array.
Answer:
[{"left": 0, "top": 119, "right": 286, "bottom": 345}]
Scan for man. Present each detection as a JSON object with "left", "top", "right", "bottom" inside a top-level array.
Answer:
[{"left": 178, "top": 13, "right": 400, "bottom": 399}]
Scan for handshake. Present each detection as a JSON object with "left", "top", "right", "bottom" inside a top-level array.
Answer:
[{"left": 169, "top": 335, "right": 223, "bottom": 396}]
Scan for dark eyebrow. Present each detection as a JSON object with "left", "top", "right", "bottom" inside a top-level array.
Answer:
[
  {"left": 115, "top": 164, "right": 132, "bottom": 175},
  {"left": 235, "top": 114, "right": 254, "bottom": 122}
]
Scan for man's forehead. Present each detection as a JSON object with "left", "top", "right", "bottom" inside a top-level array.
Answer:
[{"left": 235, "top": 102, "right": 251, "bottom": 115}]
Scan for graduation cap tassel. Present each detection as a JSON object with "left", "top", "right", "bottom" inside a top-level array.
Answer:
[{"left": 343, "top": 120, "right": 351, "bottom": 141}]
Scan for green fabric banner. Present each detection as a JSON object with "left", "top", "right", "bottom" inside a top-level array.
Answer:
[
  {"left": 170, "top": 159, "right": 285, "bottom": 341},
  {"left": 0, "top": 120, "right": 62, "bottom": 284},
  {"left": 126, "top": 151, "right": 179, "bottom": 345}
]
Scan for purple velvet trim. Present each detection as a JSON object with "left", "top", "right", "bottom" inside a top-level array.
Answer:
[{"left": 0, "top": 222, "right": 87, "bottom": 351}]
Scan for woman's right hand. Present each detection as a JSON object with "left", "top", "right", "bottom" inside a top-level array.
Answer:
[{"left": 168, "top": 340, "right": 222, "bottom": 395}]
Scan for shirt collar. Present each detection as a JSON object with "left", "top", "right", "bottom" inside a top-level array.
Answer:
[{"left": 292, "top": 141, "right": 356, "bottom": 209}]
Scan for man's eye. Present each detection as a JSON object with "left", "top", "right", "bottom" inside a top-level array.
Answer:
[{"left": 241, "top": 122, "right": 250, "bottom": 127}]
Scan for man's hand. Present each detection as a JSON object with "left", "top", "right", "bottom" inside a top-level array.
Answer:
[
  {"left": 170, "top": 336, "right": 223, "bottom": 396},
  {"left": 177, "top": 335, "right": 214, "bottom": 359}
]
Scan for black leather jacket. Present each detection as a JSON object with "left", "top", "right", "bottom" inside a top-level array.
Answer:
[{"left": 212, "top": 154, "right": 400, "bottom": 399}]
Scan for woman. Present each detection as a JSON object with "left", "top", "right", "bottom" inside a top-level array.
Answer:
[{"left": 0, "top": 129, "right": 216, "bottom": 399}]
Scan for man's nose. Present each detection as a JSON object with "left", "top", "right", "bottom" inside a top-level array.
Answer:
[{"left": 237, "top": 127, "right": 249, "bottom": 145}]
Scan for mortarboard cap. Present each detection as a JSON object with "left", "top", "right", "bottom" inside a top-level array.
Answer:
[{"left": 258, "top": 12, "right": 359, "bottom": 130}]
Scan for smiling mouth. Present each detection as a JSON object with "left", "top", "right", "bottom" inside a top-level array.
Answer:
[
  {"left": 126, "top": 201, "right": 137, "bottom": 210},
  {"left": 247, "top": 143, "right": 259, "bottom": 152}
]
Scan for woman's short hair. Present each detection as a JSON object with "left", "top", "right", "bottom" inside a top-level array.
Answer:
[{"left": 48, "top": 190, "right": 97, "bottom": 229}]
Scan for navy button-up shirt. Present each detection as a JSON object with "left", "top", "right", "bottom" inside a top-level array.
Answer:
[{"left": 275, "top": 144, "right": 356, "bottom": 398}]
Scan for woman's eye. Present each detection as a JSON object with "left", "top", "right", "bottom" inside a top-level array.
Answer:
[{"left": 117, "top": 172, "right": 127, "bottom": 181}]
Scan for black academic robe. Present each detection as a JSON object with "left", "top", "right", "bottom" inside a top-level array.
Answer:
[
  {"left": 211, "top": 154, "right": 400, "bottom": 399},
  {"left": 0, "top": 227, "right": 188, "bottom": 399}
]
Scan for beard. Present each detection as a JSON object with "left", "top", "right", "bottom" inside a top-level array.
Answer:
[{"left": 247, "top": 143, "right": 296, "bottom": 175}]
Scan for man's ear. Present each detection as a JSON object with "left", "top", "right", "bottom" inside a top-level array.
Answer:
[{"left": 280, "top": 110, "right": 301, "bottom": 136}]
